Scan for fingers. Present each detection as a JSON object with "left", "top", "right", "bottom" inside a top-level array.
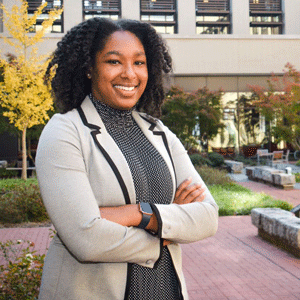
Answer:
[
  {"left": 163, "top": 239, "right": 172, "bottom": 246},
  {"left": 174, "top": 177, "right": 193, "bottom": 199},
  {"left": 173, "top": 178, "right": 206, "bottom": 205}
]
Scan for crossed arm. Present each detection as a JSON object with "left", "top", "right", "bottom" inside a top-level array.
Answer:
[{"left": 99, "top": 177, "right": 206, "bottom": 238}]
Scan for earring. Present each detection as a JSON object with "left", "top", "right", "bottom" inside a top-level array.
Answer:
[{"left": 87, "top": 73, "right": 92, "bottom": 79}]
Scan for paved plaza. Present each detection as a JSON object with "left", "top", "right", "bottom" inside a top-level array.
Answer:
[{"left": 0, "top": 163, "right": 300, "bottom": 299}]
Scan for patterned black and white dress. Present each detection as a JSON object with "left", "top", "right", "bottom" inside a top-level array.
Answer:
[{"left": 91, "top": 96, "right": 182, "bottom": 300}]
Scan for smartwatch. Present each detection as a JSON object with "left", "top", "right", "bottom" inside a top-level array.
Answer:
[{"left": 137, "top": 202, "right": 153, "bottom": 229}]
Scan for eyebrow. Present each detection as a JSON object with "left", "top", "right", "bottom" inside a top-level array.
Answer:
[{"left": 103, "top": 51, "right": 146, "bottom": 57}]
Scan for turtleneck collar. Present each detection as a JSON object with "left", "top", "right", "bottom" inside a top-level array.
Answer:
[{"left": 89, "top": 94, "right": 135, "bottom": 129}]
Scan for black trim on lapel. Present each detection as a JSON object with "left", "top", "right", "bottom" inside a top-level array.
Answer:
[
  {"left": 77, "top": 106, "right": 131, "bottom": 205},
  {"left": 140, "top": 115, "right": 177, "bottom": 186}
]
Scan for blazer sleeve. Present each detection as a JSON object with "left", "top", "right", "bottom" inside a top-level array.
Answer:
[
  {"left": 153, "top": 122, "right": 219, "bottom": 244},
  {"left": 36, "top": 113, "right": 161, "bottom": 268}
]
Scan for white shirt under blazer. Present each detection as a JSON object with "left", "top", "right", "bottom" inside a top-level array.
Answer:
[{"left": 36, "top": 96, "right": 219, "bottom": 300}]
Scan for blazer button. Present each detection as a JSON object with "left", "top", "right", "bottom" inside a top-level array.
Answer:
[{"left": 146, "top": 260, "right": 152, "bottom": 265}]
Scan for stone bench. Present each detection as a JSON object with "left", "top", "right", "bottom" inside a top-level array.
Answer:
[
  {"left": 0, "top": 160, "right": 7, "bottom": 168},
  {"left": 245, "top": 166, "right": 295, "bottom": 189},
  {"left": 251, "top": 208, "right": 300, "bottom": 258},
  {"left": 224, "top": 160, "right": 243, "bottom": 173}
]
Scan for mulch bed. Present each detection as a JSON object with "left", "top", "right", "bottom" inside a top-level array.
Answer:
[{"left": 0, "top": 221, "right": 52, "bottom": 228}]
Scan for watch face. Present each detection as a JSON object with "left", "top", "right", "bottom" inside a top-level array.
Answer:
[{"left": 140, "top": 202, "right": 153, "bottom": 215}]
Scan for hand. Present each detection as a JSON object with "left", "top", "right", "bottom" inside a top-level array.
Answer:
[
  {"left": 173, "top": 177, "right": 205, "bottom": 205},
  {"left": 163, "top": 239, "right": 172, "bottom": 246}
]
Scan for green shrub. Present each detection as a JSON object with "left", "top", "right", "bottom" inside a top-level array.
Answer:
[
  {"left": 0, "top": 240, "right": 44, "bottom": 300},
  {"left": 0, "top": 179, "right": 48, "bottom": 224},
  {"left": 0, "top": 168, "right": 18, "bottom": 179},
  {"left": 189, "top": 154, "right": 212, "bottom": 167},
  {"left": 295, "top": 173, "right": 300, "bottom": 183},
  {"left": 196, "top": 165, "right": 233, "bottom": 186},
  {"left": 209, "top": 183, "right": 293, "bottom": 216},
  {"left": 296, "top": 160, "right": 300, "bottom": 166},
  {"left": 207, "top": 152, "right": 224, "bottom": 167},
  {"left": 234, "top": 154, "right": 257, "bottom": 166}
]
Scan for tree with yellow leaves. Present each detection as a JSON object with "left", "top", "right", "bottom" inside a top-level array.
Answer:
[{"left": 0, "top": 0, "right": 63, "bottom": 180}]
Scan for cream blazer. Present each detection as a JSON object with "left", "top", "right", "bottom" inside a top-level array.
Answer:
[{"left": 36, "top": 96, "right": 218, "bottom": 300}]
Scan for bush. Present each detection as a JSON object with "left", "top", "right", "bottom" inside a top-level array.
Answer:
[
  {"left": 295, "top": 173, "right": 300, "bottom": 183},
  {"left": 189, "top": 154, "right": 212, "bottom": 167},
  {"left": 0, "top": 168, "right": 18, "bottom": 179},
  {"left": 296, "top": 160, "right": 300, "bottom": 166},
  {"left": 234, "top": 154, "right": 257, "bottom": 166},
  {"left": 0, "top": 179, "right": 48, "bottom": 224},
  {"left": 207, "top": 152, "right": 224, "bottom": 167},
  {"left": 196, "top": 165, "right": 233, "bottom": 186},
  {"left": 0, "top": 240, "right": 44, "bottom": 300}
]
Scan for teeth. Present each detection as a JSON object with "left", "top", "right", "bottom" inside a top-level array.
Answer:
[{"left": 114, "top": 85, "right": 135, "bottom": 91}]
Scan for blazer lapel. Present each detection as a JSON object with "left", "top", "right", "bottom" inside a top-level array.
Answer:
[
  {"left": 79, "top": 97, "right": 136, "bottom": 205},
  {"left": 133, "top": 111, "right": 177, "bottom": 199}
]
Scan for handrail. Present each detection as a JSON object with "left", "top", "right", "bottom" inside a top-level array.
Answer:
[
  {"left": 196, "top": 0, "right": 230, "bottom": 11},
  {"left": 83, "top": 0, "right": 120, "bottom": 10},
  {"left": 27, "top": 1, "right": 63, "bottom": 10},
  {"left": 141, "top": 0, "right": 175, "bottom": 11},
  {"left": 250, "top": 0, "right": 281, "bottom": 12}
]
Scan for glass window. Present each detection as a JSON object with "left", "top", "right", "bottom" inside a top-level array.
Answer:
[
  {"left": 83, "top": 0, "right": 121, "bottom": 20},
  {"left": 27, "top": 0, "right": 63, "bottom": 33},
  {"left": 196, "top": 0, "right": 231, "bottom": 35},
  {"left": 140, "top": 0, "right": 177, "bottom": 34},
  {"left": 249, "top": 0, "right": 282, "bottom": 35}
]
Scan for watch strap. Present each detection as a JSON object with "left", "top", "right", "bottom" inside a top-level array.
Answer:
[{"left": 137, "top": 202, "right": 153, "bottom": 229}]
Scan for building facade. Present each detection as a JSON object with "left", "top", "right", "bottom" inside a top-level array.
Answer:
[{"left": 1, "top": 0, "right": 300, "bottom": 151}]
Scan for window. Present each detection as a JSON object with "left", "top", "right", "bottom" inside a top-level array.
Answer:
[
  {"left": 250, "top": 0, "right": 283, "bottom": 35},
  {"left": 196, "top": 0, "right": 231, "bottom": 34},
  {"left": 83, "top": 0, "right": 120, "bottom": 21},
  {"left": 27, "top": 0, "right": 63, "bottom": 33},
  {"left": 140, "top": 0, "right": 177, "bottom": 34}
]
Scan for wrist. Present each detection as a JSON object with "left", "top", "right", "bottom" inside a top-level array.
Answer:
[{"left": 137, "top": 202, "right": 153, "bottom": 229}]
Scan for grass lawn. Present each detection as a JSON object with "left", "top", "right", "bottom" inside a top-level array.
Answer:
[
  {"left": 0, "top": 177, "right": 38, "bottom": 189},
  {"left": 209, "top": 182, "right": 293, "bottom": 216}
]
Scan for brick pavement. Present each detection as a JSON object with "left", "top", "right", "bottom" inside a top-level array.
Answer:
[
  {"left": 1, "top": 215, "right": 299, "bottom": 300},
  {"left": 182, "top": 216, "right": 300, "bottom": 300},
  {"left": 1, "top": 168, "right": 300, "bottom": 299}
]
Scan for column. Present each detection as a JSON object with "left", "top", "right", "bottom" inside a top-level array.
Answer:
[{"left": 231, "top": 0, "right": 249, "bottom": 35}]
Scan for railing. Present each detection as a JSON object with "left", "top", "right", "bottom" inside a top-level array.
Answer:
[
  {"left": 250, "top": 0, "right": 281, "bottom": 12},
  {"left": 196, "top": 0, "right": 230, "bottom": 12},
  {"left": 141, "top": 0, "right": 175, "bottom": 11},
  {"left": 27, "top": 1, "right": 63, "bottom": 10},
  {"left": 83, "top": 0, "right": 120, "bottom": 11}
]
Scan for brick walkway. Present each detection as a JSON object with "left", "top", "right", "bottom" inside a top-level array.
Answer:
[
  {"left": 1, "top": 215, "right": 299, "bottom": 299},
  {"left": 1, "top": 172, "right": 300, "bottom": 299}
]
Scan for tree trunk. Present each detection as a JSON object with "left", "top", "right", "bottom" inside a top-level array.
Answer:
[{"left": 21, "top": 127, "right": 27, "bottom": 180}]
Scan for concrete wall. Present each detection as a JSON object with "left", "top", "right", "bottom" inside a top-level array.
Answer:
[{"left": 0, "top": 0, "right": 300, "bottom": 91}]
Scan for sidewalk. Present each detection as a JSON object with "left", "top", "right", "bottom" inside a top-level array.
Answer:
[
  {"left": 0, "top": 166, "right": 300, "bottom": 299},
  {"left": 1, "top": 216, "right": 299, "bottom": 300}
]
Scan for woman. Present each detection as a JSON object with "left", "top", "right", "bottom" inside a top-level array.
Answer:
[{"left": 36, "top": 17, "right": 218, "bottom": 300}]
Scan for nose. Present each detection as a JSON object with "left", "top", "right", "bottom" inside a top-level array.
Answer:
[{"left": 121, "top": 63, "right": 137, "bottom": 80}]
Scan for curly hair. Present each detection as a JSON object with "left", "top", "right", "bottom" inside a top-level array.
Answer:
[{"left": 46, "top": 17, "right": 172, "bottom": 117}]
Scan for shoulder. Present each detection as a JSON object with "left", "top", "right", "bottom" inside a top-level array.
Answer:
[{"left": 39, "top": 109, "right": 84, "bottom": 145}]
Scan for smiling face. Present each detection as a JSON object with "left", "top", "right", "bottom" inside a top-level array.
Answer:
[{"left": 90, "top": 30, "right": 148, "bottom": 110}]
